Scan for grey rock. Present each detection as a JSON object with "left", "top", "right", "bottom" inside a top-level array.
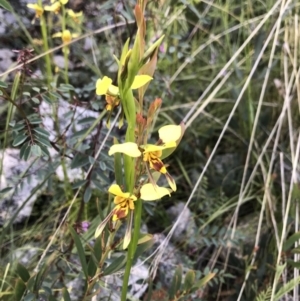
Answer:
[
  {"left": 39, "top": 98, "right": 99, "bottom": 142},
  {"left": 167, "top": 202, "right": 196, "bottom": 243},
  {"left": 10, "top": 243, "right": 39, "bottom": 266},
  {"left": 0, "top": 49, "right": 15, "bottom": 73},
  {"left": 53, "top": 55, "right": 74, "bottom": 70},
  {"left": 152, "top": 233, "right": 192, "bottom": 288},
  {"left": 0, "top": 148, "right": 45, "bottom": 224},
  {"left": 66, "top": 258, "right": 149, "bottom": 301}
]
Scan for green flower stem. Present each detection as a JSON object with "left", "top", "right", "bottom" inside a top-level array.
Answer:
[
  {"left": 61, "top": 5, "right": 69, "bottom": 84},
  {"left": 121, "top": 89, "right": 136, "bottom": 192},
  {"left": 37, "top": 0, "right": 53, "bottom": 85},
  {"left": 119, "top": 84, "right": 141, "bottom": 301},
  {"left": 63, "top": 48, "right": 69, "bottom": 84},
  {"left": 121, "top": 199, "right": 142, "bottom": 301}
]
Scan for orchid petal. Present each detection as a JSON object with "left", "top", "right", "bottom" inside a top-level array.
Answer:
[
  {"left": 107, "top": 84, "right": 119, "bottom": 96},
  {"left": 143, "top": 144, "right": 165, "bottom": 153},
  {"left": 44, "top": 2, "right": 61, "bottom": 12},
  {"left": 131, "top": 75, "right": 153, "bottom": 89},
  {"left": 109, "top": 142, "right": 141, "bottom": 157},
  {"left": 123, "top": 211, "right": 133, "bottom": 249},
  {"left": 67, "top": 9, "right": 83, "bottom": 17},
  {"left": 95, "top": 209, "right": 115, "bottom": 238},
  {"left": 52, "top": 32, "right": 63, "bottom": 38},
  {"left": 159, "top": 125, "right": 182, "bottom": 144},
  {"left": 140, "top": 183, "right": 171, "bottom": 201},
  {"left": 166, "top": 173, "right": 177, "bottom": 191},
  {"left": 109, "top": 184, "right": 127, "bottom": 198},
  {"left": 96, "top": 76, "right": 112, "bottom": 95}
]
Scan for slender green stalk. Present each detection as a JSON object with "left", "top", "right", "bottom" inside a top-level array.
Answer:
[
  {"left": 122, "top": 89, "right": 136, "bottom": 192},
  {"left": 61, "top": 5, "right": 69, "bottom": 84},
  {"left": 119, "top": 85, "right": 140, "bottom": 300},
  {"left": 121, "top": 199, "right": 142, "bottom": 301},
  {"left": 0, "top": 72, "right": 21, "bottom": 215},
  {"left": 38, "top": 6, "right": 53, "bottom": 84}
]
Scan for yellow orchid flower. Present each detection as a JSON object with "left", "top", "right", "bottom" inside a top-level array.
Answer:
[
  {"left": 140, "top": 183, "right": 171, "bottom": 201},
  {"left": 95, "top": 184, "right": 137, "bottom": 239},
  {"left": 96, "top": 75, "right": 152, "bottom": 97},
  {"left": 44, "top": 1, "right": 61, "bottom": 13},
  {"left": 67, "top": 9, "right": 83, "bottom": 23},
  {"left": 52, "top": 30, "right": 78, "bottom": 44},
  {"left": 96, "top": 75, "right": 152, "bottom": 112},
  {"left": 109, "top": 124, "right": 182, "bottom": 191},
  {"left": 27, "top": 3, "right": 44, "bottom": 18},
  {"left": 44, "top": 1, "right": 68, "bottom": 13},
  {"left": 108, "top": 142, "right": 141, "bottom": 157},
  {"left": 109, "top": 184, "right": 137, "bottom": 221}
]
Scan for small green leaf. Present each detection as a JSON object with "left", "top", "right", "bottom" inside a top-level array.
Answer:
[
  {"left": 99, "top": 161, "right": 106, "bottom": 171},
  {"left": 0, "top": 187, "right": 13, "bottom": 194},
  {"left": 58, "top": 84, "right": 75, "bottom": 91},
  {"left": 69, "top": 226, "right": 88, "bottom": 279},
  {"left": 20, "top": 142, "right": 32, "bottom": 161},
  {"left": 35, "top": 136, "right": 51, "bottom": 148},
  {"left": 93, "top": 235, "right": 102, "bottom": 261},
  {"left": 14, "top": 279, "right": 26, "bottom": 301},
  {"left": 184, "top": 270, "right": 196, "bottom": 293},
  {"left": 286, "top": 259, "right": 300, "bottom": 269},
  {"left": 71, "top": 154, "right": 90, "bottom": 169},
  {"left": 16, "top": 263, "right": 30, "bottom": 282},
  {"left": 83, "top": 187, "right": 92, "bottom": 203},
  {"left": 42, "top": 94, "right": 53, "bottom": 104},
  {"left": 33, "top": 127, "right": 50, "bottom": 138},
  {"left": 193, "top": 272, "right": 215, "bottom": 289},
  {"left": 13, "top": 123, "right": 25, "bottom": 131},
  {"left": 31, "top": 97, "right": 40, "bottom": 104},
  {"left": 29, "top": 118, "right": 42, "bottom": 124},
  {"left": 77, "top": 117, "right": 96, "bottom": 125},
  {"left": 283, "top": 231, "right": 300, "bottom": 251},
  {"left": 39, "top": 145, "right": 50, "bottom": 158},
  {"left": 103, "top": 255, "right": 127, "bottom": 276},
  {"left": 88, "top": 156, "right": 96, "bottom": 164},
  {"left": 72, "top": 128, "right": 90, "bottom": 139},
  {"left": 13, "top": 133, "right": 28, "bottom": 147},
  {"left": 87, "top": 256, "right": 97, "bottom": 278},
  {"left": 42, "top": 286, "right": 52, "bottom": 295},
  {"left": 133, "top": 235, "right": 154, "bottom": 259},
  {"left": 32, "top": 87, "right": 40, "bottom": 93},
  {"left": 49, "top": 91, "right": 61, "bottom": 98},
  {"left": 31, "top": 144, "right": 42, "bottom": 156},
  {"left": 62, "top": 287, "right": 71, "bottom": 301},
  {"left": 0, "top": 80, "right": 8, "bottom": 88},
  {"left": 26, "top": 276, "right": 35, "bottom": 292},
  {"left": 23, "top": 292, "right": 36, "bottom": 301},
  {"left": 72, "top": 180, "right": 88, "bottom": 189},
  {"left": 169, "top": 265, "right": 182, "bottom": 299}
]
